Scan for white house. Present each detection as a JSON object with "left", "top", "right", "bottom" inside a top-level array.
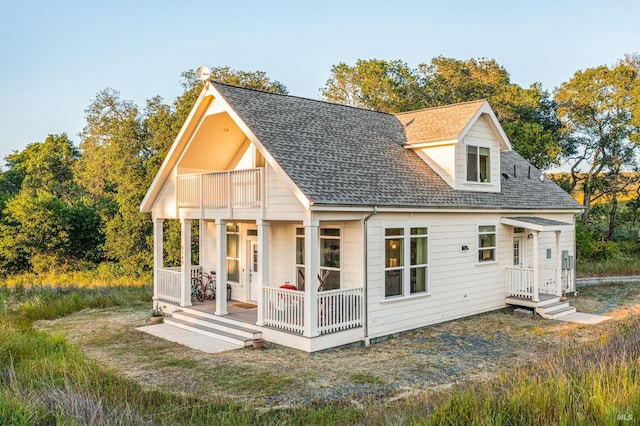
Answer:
[{"left": 140, "top": 80, "right": 581, "bottom": 352}]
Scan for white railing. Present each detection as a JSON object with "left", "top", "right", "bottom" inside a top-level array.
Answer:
[
  {"left": 177, "top": 168, "right": 263, "bottom": 209},
  {"left": 317, "top": 287, "right": 364, "bottom": 335},
  {"left": 157, "top": 268, "right": 182, "bottom": 304},
  {"left": 263, "top": 287, "right": 305, "bottom": 334},
  {"left": 506, "top": 267, "right": 534, "bottom": 299},
  {"left": 506, "top": 266, "right": 562, "bottom": 300},
  {"left": 539, "top": 266, "right": 559, "bottom": 295},
  {"left": 156, "top": 266, "right": 202, "bottom": 305}
]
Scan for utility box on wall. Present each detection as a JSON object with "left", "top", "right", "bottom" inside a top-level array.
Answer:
[{"left": 562, "top": 250, "right": 574, "bottom": 270}]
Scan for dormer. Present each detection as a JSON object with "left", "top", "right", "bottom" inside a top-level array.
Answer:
[{"left": 397, "top": 100, "right": 511, "bottom": 193}]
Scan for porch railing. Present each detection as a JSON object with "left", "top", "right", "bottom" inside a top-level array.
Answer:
[
  {"left": 317, "top": 287, "right": 364, "bottom": 335},
  {"left": 262, "top": 287, "right": 364, "bottom": 335},
  {"left": 156, "top": 266, "right": 202, "bottom": 305},
  {"left": 506, "top": 266, "right": 562, "bottom": 300},
  {"left": 156, "top": 267, "right": 182, "bottom": 304},
  {"left": 177, "top": 168, "right": 263, "bottom": 209},
  {"left": 263, "top": 287, "right": 305, "bottom": 334}
]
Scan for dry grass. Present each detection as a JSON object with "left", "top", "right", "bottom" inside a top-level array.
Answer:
[{"left": 35, "top": 282, "right": 640, "bottom": 409}]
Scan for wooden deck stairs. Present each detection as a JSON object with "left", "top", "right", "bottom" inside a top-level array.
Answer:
[
  {"left": 163, "top": 307, "right": 262, "bottom": 347},
  {"left": 506, "top": 293, "right": 576, "bottom": 320}
]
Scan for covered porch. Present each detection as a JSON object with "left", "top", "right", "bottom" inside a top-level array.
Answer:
[
  {"left": 502, "top": 217, "right": 575, "bottom": 304},
  {"left": 151, "top": 217, "right": 365, "bottom": 349}
]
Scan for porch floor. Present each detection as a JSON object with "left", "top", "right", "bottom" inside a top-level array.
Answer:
[
  {"left": 505, "top": 292, "right": 558, "bottom": 306},
  {"left": 187, "top": 300, "right": 258, "bottom": 325}
]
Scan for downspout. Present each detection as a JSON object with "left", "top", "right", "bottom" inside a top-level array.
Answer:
[{"left": 363, "top": 205, "right": 378, "bottom": 346}]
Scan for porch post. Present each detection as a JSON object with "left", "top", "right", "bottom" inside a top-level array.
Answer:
[
  {"left": 215, "top": 220, "right": 228, "bottom": 316},
  {"left": 555, "top": 231, "right": 562, "bottom": 296},
  {"left": 303, "top": 219, "right": 319, "bottom": 337},
  {"left": 180, "top": 218, "right": 192, "bottom": 307},
  {"left": 532, "top": 231, "right": 539, "bottom": 303},
  {"left": 153, "top": 218, "right": 164, "bottom": 308},
  {"left": 256, "top": 219, "right": 270, "bottom": 326}
]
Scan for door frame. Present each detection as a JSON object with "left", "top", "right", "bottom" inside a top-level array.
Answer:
[
  {"left": 513, "top": 236, "right": 524, "bottom": 267},
  {"left": 245, "top": 231, "right": 259, "bottom": 302}
]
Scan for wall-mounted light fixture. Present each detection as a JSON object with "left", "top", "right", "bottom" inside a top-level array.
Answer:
[
  {"left": 461, "top": 245, "right": 469, "bottom": 251},
  {"left": 527, "top": 234, "right": 534, "bottom": 239}
]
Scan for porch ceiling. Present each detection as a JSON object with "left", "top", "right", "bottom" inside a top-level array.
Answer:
[{"left": 501, "top": 216, "right": 573, "bottom": 232}]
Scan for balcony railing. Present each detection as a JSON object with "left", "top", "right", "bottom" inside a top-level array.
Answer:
[{"left": 177, "top": 168, "right": 263, "bottom": 209}]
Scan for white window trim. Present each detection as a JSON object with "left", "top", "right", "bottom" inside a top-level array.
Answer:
[
  {"left": 294, "top": 226, "right": 305, "bottom": 288},
  {"left": 383, "top": 223, "right": 430, "bottom": 301},
  {"left": 465, "top": 143, "right": 492, "bottom": 184},
  {"left": 477, "top": 223, "right": 497, "bottom": 265}
]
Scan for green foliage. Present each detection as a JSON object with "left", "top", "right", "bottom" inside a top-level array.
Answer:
[
  {"left": 321, "top": 59, "right": 422, "bottom": 112},
  {"left": 555, "top": 57, "right": 640, "bottom": 232},
  {"left": 321, "top": 56, "right": 563, "bottom": 169}
]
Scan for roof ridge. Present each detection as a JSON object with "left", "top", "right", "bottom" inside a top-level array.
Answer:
[
  {"left": 210, "top": 80, "right": 395, "bottom": 117},
  {"left": 394, "top": 99, "right": 486, "bottom": 116}
]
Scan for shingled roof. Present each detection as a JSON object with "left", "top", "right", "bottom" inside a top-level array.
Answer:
[
  {"left": 212, "top": 82, "right": 580, "bottom": 210},
  {"left": 396, "top": 100, "right": 486, "bottom": 144}
]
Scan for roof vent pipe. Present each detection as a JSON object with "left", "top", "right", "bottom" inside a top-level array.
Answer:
[
  {"left": 528, "top": 166, "right": 531, "bottom": 179},
  {"left": 513, "top": 165, "right": 516, "bottom": 177}
]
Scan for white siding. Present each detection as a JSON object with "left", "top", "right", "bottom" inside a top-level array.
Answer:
[
  {"left": 200, "top": 220, "right": 217, "bottom": 273},
  {"left": 365, "top": 212, "right": 576, "bottom": 340},
  {"left": 269, "top": 223, "right": 297, "bottom": 287},
  {"left": 455, "top": 116, "right": 501, "bottom": 193},
  {"left": 342, "top": 221, "right": 364, "bottom": 288},
  {"left": 152, "top": 173, "right": 177, "bottom": 219},
  {"left": 264, "top": 164, "right": 306, "bottom": 219}
]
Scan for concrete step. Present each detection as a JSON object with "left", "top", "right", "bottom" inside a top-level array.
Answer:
[
  {"left": 181, "top": 307, "right": 262, "bottom": 332},
  {"left": 171, "top": 311, "right": 261, "bottom": 340},
  {"left": 164, "top": 317, "right": 260, "bottom": 346},
  {"left": 537, "top": 303, "right": 577, "bottom": 320}
]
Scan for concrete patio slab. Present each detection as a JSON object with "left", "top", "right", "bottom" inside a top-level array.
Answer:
[
  {"left": 136, "top": 324, "right": 243, "bottom": 353},
  {"left": 556, "top": 312, "right": 611, "bottom": 325}
]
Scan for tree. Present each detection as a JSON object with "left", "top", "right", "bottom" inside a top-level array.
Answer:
[
  {"left": 555, "top": 58, "right": 640, "bottom": 236},
  {"left": 320, "top": 59, "right": 423, "bottom": 113},
  {"left": 418, "top": 57, "right": 563, "bottom": 170},
  {"left": 320, "top": 57, "right": 563, "bottom": 169},
  {"left": 0, "top": 134, "right": 102, "bottom": 273}
]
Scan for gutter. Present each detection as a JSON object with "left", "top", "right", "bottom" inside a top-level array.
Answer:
[{"left": 362, "top": 206, "right": 378, "bottom": 346}]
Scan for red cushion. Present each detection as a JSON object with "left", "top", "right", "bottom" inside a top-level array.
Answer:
[{"left": 279, "top": 284, "right": 298, "bottom": 290}]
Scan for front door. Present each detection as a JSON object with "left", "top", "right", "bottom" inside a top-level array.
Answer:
[
  {"left": 246, "top": 239, "right": 259, "bottom": 302},
  {"left": 513, "top": 237, "right": 524, "bottom": 267}
]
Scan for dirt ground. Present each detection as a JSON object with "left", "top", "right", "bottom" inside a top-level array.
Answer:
[{"left": 35, "top": 281, "right": 640, "bottom": 407}]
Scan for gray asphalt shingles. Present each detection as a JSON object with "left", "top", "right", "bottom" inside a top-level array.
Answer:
[{"left": 213, "top": 82, "right": 580, "bottom": 210}]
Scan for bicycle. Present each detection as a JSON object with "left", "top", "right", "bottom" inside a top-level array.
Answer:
[
  {"left": 192, "top": 269, "right": 216, "bottom": 300},
  {"left": 191, "top": 276, "right": 204, "bottom": 302}
]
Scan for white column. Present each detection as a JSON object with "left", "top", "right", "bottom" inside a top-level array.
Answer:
[
  {"left": 153, "top": 218, "right": 164, "bottom": 307},
  {"left": 555, "top": 231, "right": 562, "bottom": 296},
  {"left": 215, "top": 220, "right": 228, "bottom": 316},
  {"left": 199, "top": 219, "right": 205, "bottom": 269},
  {"left": 180, "top": 218, "right": 192, "bottom": 307},
  {"left": 532, "top": 231, "right": 539, "bottom": 303},
  {"left": 303, "top": 219, "right": 319, "bottom": 337},
  {"left": 256, "top": 220, "right": 270, "bottom": 326}
]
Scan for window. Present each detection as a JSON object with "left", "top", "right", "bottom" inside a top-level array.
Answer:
[
  {"left": 226, "top": 223, "right": 240, "bottom": 282},
  {"left": 295, "top": 227, "right": 305, "bottom": 289},
  {"left": 319, "top": 228, "right": 341, "bottom": 290},
  {"left": 478, "top": 225, "right": 496, "bottom": 263},
  {"left": 385, "top": 226, "right": 429, "bottom": 298},
  {"left": 467, "top": 145, "right": 490, "bottom": 183}
]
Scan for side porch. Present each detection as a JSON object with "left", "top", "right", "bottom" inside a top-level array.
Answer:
[{"left": 502, "top": 216, "right": 577, "bottom": 319}]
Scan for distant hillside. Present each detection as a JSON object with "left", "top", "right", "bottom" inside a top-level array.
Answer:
[{"left": 548, "top": 172, "right": 639, "bottom": 205}]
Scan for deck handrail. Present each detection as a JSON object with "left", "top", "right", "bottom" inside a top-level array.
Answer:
[
  {"left": 177, "top": 168, "right": 263, "bottom": 209},
  {"left": 506, "top": 266, "right": 562, "bottom": 300}
]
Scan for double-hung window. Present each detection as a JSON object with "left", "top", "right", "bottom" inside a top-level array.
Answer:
[
  {"left": 467, "top": 145, "right": 491, "bottom": 183},
  {"left": 478, "top": 225, "right": 496, "bottom": 263},
  {"left": 295, "top": 227, "right": 305, "bottom": 288},
  {"left": 384, "top": 226, "right": 429, "bottom": 299}
]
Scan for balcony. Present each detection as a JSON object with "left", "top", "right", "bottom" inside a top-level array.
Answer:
[{"left": 176, "top": 168, "right": 264, "bottom": 209}]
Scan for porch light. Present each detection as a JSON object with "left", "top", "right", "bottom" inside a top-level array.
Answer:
[{"left": 527, "top": 234, "right": 534, "bottom": 239}]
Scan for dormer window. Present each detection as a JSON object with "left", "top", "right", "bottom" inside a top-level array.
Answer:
[{"left": 466, "top": 145, "right": 490, "bottom": 183}]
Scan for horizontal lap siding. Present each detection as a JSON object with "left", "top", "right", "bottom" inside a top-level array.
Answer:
[
  {"left": 367, "top": 212, "right": 562, "bottom": 339},
  {"left": 152, "top": 174, "right": 177, "bottom": 219},
  {"left": 269, "top": 223, "right": 296, "bottom": 287},
  {"left": 265, "top": 165, "right": 306, "bottom": 219}
]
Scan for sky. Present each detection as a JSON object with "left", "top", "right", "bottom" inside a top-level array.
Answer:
[{"left": 0, "top": 0, "right": 638, "bottom": 165}]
